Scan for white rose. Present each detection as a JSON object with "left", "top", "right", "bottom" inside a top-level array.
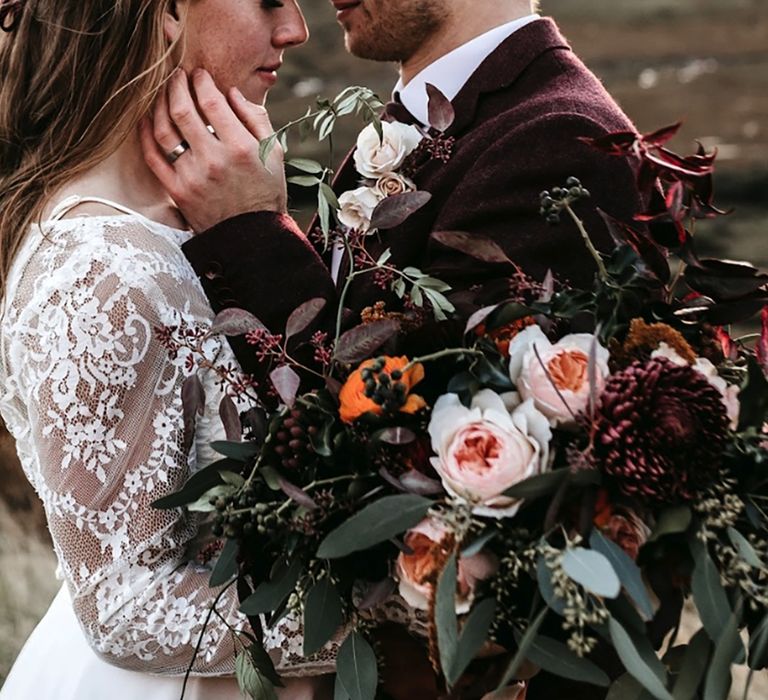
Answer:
[
  {"left": 652, "top": 342, "right": 740, "bottom": 429},
  {"left": 508, "top": 325, "right": 611, "bottom": 426},
  {"left": 353, "top": 121, "right": 423, "bottom": 179},
  {"left": 375, "top": 172, "right": 416, "bottom": 198},
  {"left": 337, "top": 186, "right": 384, "bottom": 233},
  {"left": 428, "top": 389, "right": 552, "bottom": 519}
]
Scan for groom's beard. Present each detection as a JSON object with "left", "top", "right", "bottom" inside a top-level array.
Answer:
[{"left": 341, "top": 0, "right": 446, "bottom": 63}]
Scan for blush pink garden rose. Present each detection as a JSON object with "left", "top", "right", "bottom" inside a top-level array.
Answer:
[
  {"left": 651, "top": 342, "right": 740, "bottom": 429},
  {"left": 508, "top": 325, "right": 610, "bottom": 426},
  {"left": 337, "top": 186, "right": 384, "bottom": 233},
  {"left": 428, "top": 390, "right": 552, "bottom": 518},
  {"left": 396, "top": 518, "right": 498, "bottom": 614},
  {"left": 353, "top": 121, "right": 423, "bottom": 179}
]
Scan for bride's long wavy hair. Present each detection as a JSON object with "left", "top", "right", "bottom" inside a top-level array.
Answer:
[{"left": 0, "top": 0, "right": 181, "bottom": 300}]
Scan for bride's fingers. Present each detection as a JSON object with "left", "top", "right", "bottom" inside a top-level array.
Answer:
[
  {"left": 228, "top": 87, "right": 276, "bottom": 142},
  {"left": 167, "top": 69, "right": 218, "bottom": 152},
  {"left": 152, "top": 83, "right": 187, "bottom": 158},
  {"left": 191, "top": 69, "right": 252, "bottom": 145},
  {"left": 139, "top": 117, "right": 178, "bottom": 192}
]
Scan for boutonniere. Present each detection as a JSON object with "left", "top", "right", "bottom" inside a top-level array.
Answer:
[{"left": 338, "top": 84, "right": 456, "bottom": 234}]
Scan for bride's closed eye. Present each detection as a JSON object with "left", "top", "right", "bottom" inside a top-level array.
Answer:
[{"left": 261, "top": 0, "right": 285, "bottom": 8}]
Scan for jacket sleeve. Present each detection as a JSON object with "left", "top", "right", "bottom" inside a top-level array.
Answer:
[{"left": 181, "top": 212, "right": 337, "bottom": 378}]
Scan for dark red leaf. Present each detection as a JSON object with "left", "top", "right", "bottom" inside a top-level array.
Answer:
[
  {"left": 645, "top": 147, "right": 715, "bottom": 179},
  {"left": 578, "top": 130, "right": 637, "bottom": 156},
  {"left": 431, "top": 230, "right": 511, "bottom": 265},
  {"left": 370, "top": 191, "right": 432, "bottom": 230},
  {"left": 598, "top": 210, "right": 671, "bottom": 283},
  {"left": 210, "top": 308, "right": 267, "bottom": 336},
  {"left": 378, "top": 466, "right": 407, "bottom": 492},
  {"left": 425, "top": 82, "right": 455, "bottom": 132},
  {"left": 285, "top": 298, "right": 327, "bottom": 340},
  {"left": 335, "top": 319, "right": 401, "bottom": 364},
  {"left": 464, "top": 305, "right": 501, "bottom": 335},
  {"left": 399, "top": 470, "right": 444, "bottom": 496},
  {"left": 685, "top": 259, "right": 768, "bottom": 301},
  {"left": 218, "top": 395, "right": 242, "bottom": 442},
  {"left": 270, "top": 365, "right": 301, "bottom": 408},
  {"left": 182, "top": 374, "right": 205, "bottom": 454},
  {"left": 277, "top": 475, "right": 318, "bottom": 510},
  {"left": 641, "top": 122, "right": 683, "bottom": 148},
  {"left": 324, "top": 376, "right": 342, "bottom": 401},
  {"left": 665, "top": 181, "right": 686, "bottom": 223},
  {"left": 713, "top": 327, "right": 739, "bottom": 362},
  {"left": 705, "top": 296, "right": 768, "bottom": 326},
  {"left": 376, "top": 427, "right": 417, "bottom": 446},
  {"left": 758, "top": 307, "right": 768, "bottom": 376}
]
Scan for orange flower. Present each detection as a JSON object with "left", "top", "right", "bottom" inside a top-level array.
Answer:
[
  {"left": 339, "top": 356, "right": 426, "bottom": 424},
  {"left": 476, "top": 317, "right": 535, "bottom": 357}
]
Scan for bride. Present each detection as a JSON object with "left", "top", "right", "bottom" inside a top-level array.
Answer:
[{"left": 0, "top": 0, "right": 332, "bottom": 697}]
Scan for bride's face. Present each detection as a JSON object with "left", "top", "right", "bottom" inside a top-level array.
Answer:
[{"left": 168, "top": 0, "right": 309, "bottom": 105}]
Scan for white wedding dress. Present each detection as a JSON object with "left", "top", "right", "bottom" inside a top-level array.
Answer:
[{"left": 0, "top": 198, "right": 337, "bottom": 699}]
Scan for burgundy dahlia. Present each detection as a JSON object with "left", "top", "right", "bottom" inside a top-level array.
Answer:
[{"left": 594, "top": 357, "right": 729, "bottom": 504}]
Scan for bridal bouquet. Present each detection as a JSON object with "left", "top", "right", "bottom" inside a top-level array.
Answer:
[{"left": 155, "top": 93, "right": 768, "bottom": 700}]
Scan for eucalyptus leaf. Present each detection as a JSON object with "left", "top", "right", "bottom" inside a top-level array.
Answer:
[
  {"left": 648, "top": 506, "right": 692, "bottom": 542},
  {"left": 496, "top": 606, "right": 548, "bottom": 690},
  {"left": 536, "top": 555, "right": 566, "bottom": 615},
  {"left": 334, "top": 676, "right": 351, "bottom": 700},
  {"left": 436, "top": 554, "right": 459, "bottom": 685},
  {"left": 303, "top": 579, "right": 344, "bottom": 656},
  {"left": 317, "top": 494, "right": 431, "bottom": 559},
  {"left": 240, "top": 559, "right": 303, "bottom": 616},
  {"left": 151, "top": 458, "right": 236, "bottom": 509},
  {"left": 211, "top": 440, "right": 260, "bottom": 462},
  {"left": 590, "top": 531, "right": 654, "bottom": 620},
  {"left": 209, "top": 538, "right": 239, "bottom": 587},
  {"left": 336, "top": 632, "right": 378, "bottom": 700},
  {"left": 450, "top": 598, "right": 498, "bottom": 684},
  {"left": 748, "top": 611, "right": 768, "bottom": 670},
  {"left": 608, "top": 617, "right": 673, "bottom": 700},
  {"left": 236, "top": 650, "right": 278, "bottom": 700},
  {"left": 287, "top": 158, "right": 324, "bottom": 174},
  {"left": 606, "top": 673, "right": 653, "bottom": 700},
  {"left": 672, "top": 628, "right": 711, "bottom": 700},
  {"left": 521, "top": 634, "right": 609, "bottom": 687},
  {"left": 726, "top": 527, "right": 764, "bottom": 569},
  {"left": 690, "top": 539, "right": 733, "bottom": 645},
  {"left": 703, "top": 607, "right": 743, "bottom": 700},
  {"left": 503, "top": 469, "right": 568, "bottom": 500},
  {"left": 562, "top": 547, "right": 621, "bottom": 599}
]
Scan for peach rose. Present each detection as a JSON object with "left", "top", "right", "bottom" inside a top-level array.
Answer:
[
  {"left": 353, "top": 121, "right": 423, "bottom": 179},
  {"left": 508, "top": 325, "right": 610, "bottom": 426},
  {"left": 593, "top": 491, "right": 651, "bottom": 561},
  {"left": 396, "top": 518, "right": 498, "bottom": 614},
  {"left": 375, "top": 172, "right": 416, "bottom": 198},
  {"left": 339, "top": 356, "right": 426, "bottom": 424},
  {"left": 428, "top": 390, "right": 551, "bottom": 518}
]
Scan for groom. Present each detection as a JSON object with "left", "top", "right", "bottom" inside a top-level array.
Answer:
[
  {"left": 146, "top": 0, "right": 643, "bottom": 696},
  {"left": 145, "top": 0, "right": 647, "bottom": 376}
]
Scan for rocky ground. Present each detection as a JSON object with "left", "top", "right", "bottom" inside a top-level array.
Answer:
[{"left": 1, "top": 0, "right": 766, "bottom": 693}]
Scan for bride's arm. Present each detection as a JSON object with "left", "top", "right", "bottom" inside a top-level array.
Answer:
[{"left": 9, "top": 219, "right": 333, "bottom": 677}]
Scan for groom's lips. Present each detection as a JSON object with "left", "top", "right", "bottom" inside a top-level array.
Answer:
[{"left": 331, "top": 0, "right": 362, "bottom": 21}]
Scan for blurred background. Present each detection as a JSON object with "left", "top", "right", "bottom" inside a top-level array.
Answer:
[{"left": 1, "top": 0, "right": 765, "bottom": 692}]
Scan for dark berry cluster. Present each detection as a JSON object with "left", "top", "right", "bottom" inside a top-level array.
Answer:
[
  {"left": 269, "top": 407, "right": 321, "bottom": 472},
  {"left": 539, "top": 177, "right": 591, "bottom": 224},
  {"left": 362, "top": 358, "right": 410, "bottom": 413},
  {"left": 210, "top": 483, "right": 281, "bottom": 539}
]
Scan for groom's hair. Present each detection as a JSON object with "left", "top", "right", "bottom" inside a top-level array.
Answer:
[{"left": 0, "top": 1, "right": 183, "bottom": 300}]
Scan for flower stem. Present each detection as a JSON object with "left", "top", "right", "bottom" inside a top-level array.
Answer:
[
  {"left": 405, "top": 348, "right": 485, "bottom": 371},
  {"left": 564, "top": 204, "right": 608, "bottom": 282}
]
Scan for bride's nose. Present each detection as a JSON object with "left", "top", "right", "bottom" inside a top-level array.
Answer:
[{"left": 272, "top": 1, "right": 309, "bottom": 48}]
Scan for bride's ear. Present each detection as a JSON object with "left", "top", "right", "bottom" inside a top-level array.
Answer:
[{"left": 163, "top": 1, "right": 187, "bottom": 44}]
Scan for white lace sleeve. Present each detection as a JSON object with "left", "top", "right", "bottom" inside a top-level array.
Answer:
[{"left": 0, "top": 217, "right": 249, "bottom": 676}]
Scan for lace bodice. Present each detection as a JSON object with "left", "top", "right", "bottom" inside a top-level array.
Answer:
[{"left": 0, "top": 208, "right": 334, "bottom": 677}]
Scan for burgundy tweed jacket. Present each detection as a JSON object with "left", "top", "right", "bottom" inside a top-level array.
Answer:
[
  {"left": 183, "top": 18, "right": 643, "bottom": 696},
  {"left": 183, "top": 19, "right": 645, "bottom": 354}
]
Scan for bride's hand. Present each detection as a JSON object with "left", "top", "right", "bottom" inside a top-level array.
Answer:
[{"left": 140, "top": 68, "right": 287, "bottom": 232}]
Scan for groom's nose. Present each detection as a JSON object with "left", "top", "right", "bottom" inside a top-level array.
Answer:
[{"left": 272, "top": 0, "right": 310, "bottom": 48}]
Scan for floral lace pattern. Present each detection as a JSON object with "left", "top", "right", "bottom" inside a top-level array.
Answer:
[{"left": 0, "top": 214, "right": 325, "bottom": 677}]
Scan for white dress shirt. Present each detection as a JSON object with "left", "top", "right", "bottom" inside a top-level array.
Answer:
[
  {"left": 395, "top": 14, "right": 541, "bottom": 126},
  {"left": 331, "top": 14, "right": 541, "bottom": 282}
]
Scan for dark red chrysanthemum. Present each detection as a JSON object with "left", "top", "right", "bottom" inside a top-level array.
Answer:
[{"left": 594, "top": 357, "right": 729, "bottom": 504}]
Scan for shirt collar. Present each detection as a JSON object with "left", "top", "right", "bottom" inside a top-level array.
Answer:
[{"left": 394, "top": 14, "right": 541, "bottom": 126}]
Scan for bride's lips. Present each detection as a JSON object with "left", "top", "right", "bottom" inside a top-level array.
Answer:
[
  {"left": 331, "top": 0, "right": 362, "bottom": 21},
  {"left": 256, "top": 62, "right": 282, "bottom": 86}
]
